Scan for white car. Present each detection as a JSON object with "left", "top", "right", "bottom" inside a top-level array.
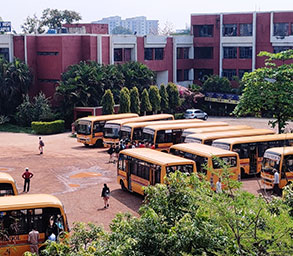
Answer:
[{"left": 184, "top": 109, "right": 208, "bottom": 120}]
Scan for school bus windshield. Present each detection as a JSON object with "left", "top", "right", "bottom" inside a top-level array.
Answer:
[
  {"left": 104, "top": 124, "right": 120, "bottom": 138},
  {"left": 142, "top": 128, "right": 155, "bottom": 143},
  {"left": 76, "top": 120, "right": 91, "bottom": 135},
  {"left": 262, "top": 152, "right": 281, "bottom": 175}
]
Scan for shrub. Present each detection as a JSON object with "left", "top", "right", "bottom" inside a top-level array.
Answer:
[
  {"left": 102, "top": 89, "right": 115, "bottom": 115},
  {"left": 0, "top": 115, "right": 10, "bottom": 125},
  {"left": 31, "top": 120, "right": 65, "bottom": 134},
  {"left": 174, "top": 113, "right": 184, "bottom": 119}
]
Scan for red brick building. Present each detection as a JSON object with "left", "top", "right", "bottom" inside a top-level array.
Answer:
[{"left": 1, "top": 11, "right": 293, "bottom": 100}]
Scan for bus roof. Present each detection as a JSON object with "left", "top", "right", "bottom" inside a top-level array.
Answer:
[
  {"left": 213, "top": 133, "right": 293, "bottom": 145},
  {"left": 0, "top": 194, "right": 64, "bottom": 211},
  {"left": 106, "top": 114, "right": 174, "bottom": 126},
  {"left": 77, "top": 113, "right": 138, "bottom": 122},
  {"left": 264, "top": 146, "right": 293, "bottom": 156},
  {"left": 120, "top": 148, "right": 195, "bottom": 166},
  {"left": 122, "top": 119, "right": 203, "bottom": 129},
  {"left": 171, "top": 143, "right": 238, "bottom": 157},
  {"left": 184, "top": 125, "right": 252, "bottom": 134},
  {"left": 186, "top": 129, "right": 275, "bottom": 141},
  {"left": 144, "top": 122, "right": 228, "bottom": 131},
  {"left": 0, "top": 172, "right": 15, "bottom": 183}
]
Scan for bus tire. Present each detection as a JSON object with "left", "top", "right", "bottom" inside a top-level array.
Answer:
[
  {"left": 162, "top": 150, "right": 168, "bottom": 153},
  {"left": 84, "top": 143, "right": 90, "bottom": 147},
  {"left": 241, "top": 168, "right": 246, "bottom": 178},
  {"left": 120, "top": 180, "right": 127, "bottom": 191},
  {"left": 95, "top": 139, "right": 104, "bottom": 148}
]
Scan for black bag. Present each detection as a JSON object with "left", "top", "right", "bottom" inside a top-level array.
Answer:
[{"left": 40, "top": 140, "right": 44, "bottom": 147}]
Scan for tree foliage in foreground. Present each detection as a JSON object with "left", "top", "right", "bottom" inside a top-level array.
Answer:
[
  {"left": 130, "top": 87, "right": 140, "bottom": 114},
  {"left": 233, "top": 50, "right": 293, "bottom": 133},
  {"left": 101, "top": 89, "right": 114, "bottom": 115},
  {"left": 159, "top": 84, "right": 169, "bottom": 112},
  {"left": 119, "top": 87, "right": 130, "bottom": 113},
  {"left": 166, "top": 82, "right": 180, "bottom": 113},
  {"left": 149, "top": 85, "right": 161, "bottom": 114},
  {"left": 140, "top": 88, "right": 152, "bottom": 115},
  {"left": 40, "top": 169, "right": 293, "bottom": 256}
]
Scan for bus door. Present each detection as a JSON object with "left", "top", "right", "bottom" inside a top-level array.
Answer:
[
  {"left": 128, "top": 159, "right": 135, "bottom": 191},
  {"left": 248, "top": 143, "right": 257, "bottom": 174}
]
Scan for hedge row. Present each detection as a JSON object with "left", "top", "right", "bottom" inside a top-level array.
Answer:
[{"left": 31, "top": 120, "right": 65, "bottom": 134}]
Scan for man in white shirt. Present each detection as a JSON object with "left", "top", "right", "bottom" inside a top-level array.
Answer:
[
  {"left": 273, "top": 169, "right": 281, "bottom": 196},
  {"left": 28, "top": 226, "right": 40, "bottom": 254},
  {"left": 216, "top": 178, "right": 222, "bottom": 193}
]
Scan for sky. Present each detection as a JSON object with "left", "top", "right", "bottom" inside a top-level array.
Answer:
[{"left": 2, "top": 0, "right": 293, "bottom": 33}]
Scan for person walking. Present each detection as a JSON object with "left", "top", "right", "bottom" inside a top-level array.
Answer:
[
  {"left": 22, "top": 167, "right": 33, "bottom": 193},
  {"left": 273, "top": 169, "right": 281, "bottom": 196},
  {"left": 28, "top": 225, "right": 40, "bottom": 255},
  {"left": 107, "top": 145, "right": 115, "bottom": 163},
  {"left": 39, "top": 137, "right": 44, "bottom": 155},
  {"left": 101, "top": 184, "right": 110, "bottom": 208},
  {"left": 216, "top": 178, "right": 222, "bottom": 193}
]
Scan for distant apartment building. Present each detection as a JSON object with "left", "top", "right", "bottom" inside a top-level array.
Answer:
[
  {"left": 191, "top": 11, "right": 293, "bottom": 83},
  {"left": 94, "top": 16, "right": 158, "bottom": 35}
]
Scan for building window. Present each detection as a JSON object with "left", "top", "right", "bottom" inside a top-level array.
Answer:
[
  {"left": 238, "top": 69, "right": 252, "bottom": 79},
  {"left": 239, "top": 47, "right": 252, "bottom": 59},
  {"left": 239, "top": 24, "right": 252, "bottom": 36},
  {"left": 114, "top": 48, "right": 122, "bottom": 61},
  {"left": 273, "top": 46, "right": 292, "bottom": 53},
  {"left": 155, "top": 48, "right": 164, "bottom": 60},
  {"left": 273, "top": 23, "right": 289, "bottom": 37},
  {"left": 193, "top": 25, "right": 213, "bottom": 37},
  {"left": 222, "top": 69, "right": 236, "bottom": 80},
  {"left": 194, "top": 69, "right": 213, "bottom": 80},
  {"left": 37, "top": 52, "right": 59, "bottom": 56},
  {"left": 184, "top": 69, "right": 189, "bottom": 81},
  {"left": 194, "top": 47, "right": 213, "bottom": 59},
  {"left": 223, "top": 24, "right": 237, "bottom": 36},
  {"left": 124, "top": 48, "right": 132, "bottom": 61},
  {"left": 177, "top": 47, "right": 189, "bottom": 59},
  {"left": 177, "top": 69, "right": 183, "bottom": 81},
  {"left": 144, "top": 48, "right": 164, "bottom": 60},
  {"left": 223, "top": 47, "right": 237, "bottom": 59},
  {"left": 0, "top": 48, "right": 9, "bottom": 61}
]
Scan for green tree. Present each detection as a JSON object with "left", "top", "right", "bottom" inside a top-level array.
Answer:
[
  {"left": 101, "top": 89, "right": 115, "bottom": 115},
  {"left": 41, "top": 8, "right": 81, "bottom": 30},
  {"left": 233, "top": 50, "right": 293, "bottom": 133},
  {"left": 149, "top": 85, "right": 161, "bottom": 114},
  {"left": 130, "top": 87, "right": 140, "bottom": 114},
  {"left": 140, "top": 88, "right": 152, "bottom": 115},
  {"left": 21, "top": 14, "right": 45, "bottom": 34},
  {"left": 159, "top": 84, "right": 169, "bottom": 112},
  {"left": 119, "top": 87, "right": 130, "bottom": 113},
  {"left": 202, "top": 75, "right": 232, "bottom": 93},
  {"left": 0, "top": 58, "right": 33, "bottom": 116},
  {"left": 111, "top": 26, "right": 132, "bottom": 35},
  {"left": 166, "top": 83, "right": 180, "bottom": 113}
]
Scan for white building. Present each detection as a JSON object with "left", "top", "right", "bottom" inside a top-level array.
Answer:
[{"left": 94, "top": 16, "right": 158, "bottom": 35}]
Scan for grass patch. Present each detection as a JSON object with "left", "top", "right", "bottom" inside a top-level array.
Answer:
[{"left": 0, "top": 123, "right": 34, "bottom": 134}]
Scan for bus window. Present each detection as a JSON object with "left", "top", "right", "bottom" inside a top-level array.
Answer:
[
  {"left": 204, "top": 140, "right": 213, "bottom": 145},
  {"left": 133, "top": 128, "right": 143, "bottom": 141},
  {"left": 233, "top": 144, "right": 249, "bottom": 158},
  {"left": 262, "top": 157, "right": 279, "bottom": 175},
  {"left": 118, "top": 154, "right": 126, "bottom": 171},
  {"left": 172, "top": 130, "right": 182, "bottom": 144},
  {"left": 93, "top": 121, "right": 105, "bottom": 133},
  {"left": 258, "top": 142, "right": 269, "bottom": 157},
  {"left": 155, "top": 167, "right": 161, "bottom": 184},
  {"left": 143, "top": 131, "right": 154, "bottom": 144},
  {"left": 167, "top": 165, "right": 194, "bottom": 175},
  {"left": 76, "top": 121, "right": 91, "bottom": 135},
  {"left": 0, "top": 183, "right": 14, "bottom": 196},
  {"left": 212, "top": 156, "right": 237, "bottom": 169},
  {"left": 284, "top": 156, "right": 293, "bottom": 173},
  {"left": 137, "top": 162, "right": 150, "bottom": 180}
]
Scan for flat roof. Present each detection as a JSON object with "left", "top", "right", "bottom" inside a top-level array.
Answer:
[
  {"left": 184, "top": 125, "right": 252, "bottom": 133},
  {"left": 213, "top": 133, "right": 293, "bottom": 145},
  {"left": 122, "top": 119, "right": 203, "bottom": 129},
  {"left": 120, "top": 148, "right": 195, "bottom": 166},
  {"left": 0, "top": 172, "right": 15, "bottom": 183},
  {"left": 190, "top": 10, "right": 290, "bottom": 16},
  {"left": 0, "top": 194, "right": 63, "bottom": 211},
  {"left": 77, "top": 113, "right": 138, "bottom": 122},
  {"left": 106, "top": 114, "right": 174, "bottom": 126},
  {"left": 265, "top": 146, "right": 293, "bottom": 156},
  {"left": 171, "top": 143, "right": 238, "bottom": 157},
  {"left": 144, "top": 122, "right": 228, "bottom": 131},
  {"left": 186, "top": 129, "right": 275, "bottom": 140}
]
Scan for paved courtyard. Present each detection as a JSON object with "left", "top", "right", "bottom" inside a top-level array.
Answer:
[{"left": 0, "top": 117, "right": 292, "bottom": 230}]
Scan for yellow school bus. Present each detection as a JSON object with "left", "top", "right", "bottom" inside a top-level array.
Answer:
[
  {"left": 117, "top": 148, "right": 196, "bottom": 195},
  {"left": 181, "top": 125, "right": 252, "bottom": 141},
  {"left": 142, "top": 122, "right": 228, "bottom": 152},
  {"left": 184, "top": 129, "right": 275, "bottom": 145},
  {"left": 0, "top": 172, "right": 18, "bottom": 196},
  {"left": 170, "top": 143, "right": 240, "bottom": 189},
  {"left": 212, "top": 133, "right": 293, "bottom": 176},
  {"left": 120, "top": 119, "right": 203, "bottom": 143},
  {"left": 103, "top": 114, "right": 174, "bottom": 146},
  {"left": 261, "top": 147, "right": 293, "bottom": 189},
  {"left": 76, "top": 113, "right": 139, "bottom": 147},
  {"left": 0, "top": 194, "right": 69, "bottom": 256}
]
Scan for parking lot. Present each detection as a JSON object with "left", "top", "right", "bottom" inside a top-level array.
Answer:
[{"left": 0, "top": 117, "right": 292, "bottom": 229}]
